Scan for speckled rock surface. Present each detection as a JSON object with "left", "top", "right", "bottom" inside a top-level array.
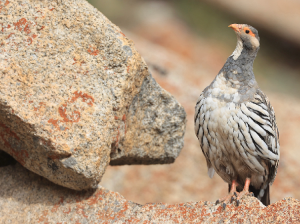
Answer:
[
  {"left": 0, "top": 0, "right": 150, "bottom": 190},
  {"left": 1, "top": 164, "right": 299, "bottom": 223},
  {"left": 0, "top": 0, "right": 186, "bottom": 190},
  {"left": 110, "top": 74, "right": 186, "bottom": 165}
]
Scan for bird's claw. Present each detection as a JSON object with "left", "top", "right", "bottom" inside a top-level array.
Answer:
[
  {"left": 230, "top": 196, "right": 234, "bottom": 203},
  {"left": 222, "top": 203, "right": 226, "bottom": 210},
  {"left": 216, "top": 190, "right": 255, "bottom": 209}
]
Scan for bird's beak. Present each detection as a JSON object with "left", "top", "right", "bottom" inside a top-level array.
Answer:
[{"left": 228, "top": 24, "right": 241, "bottom": 33}]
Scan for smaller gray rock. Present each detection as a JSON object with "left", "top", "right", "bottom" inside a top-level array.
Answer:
[{"left": 110, "top": 74, "right": 186, "bottom": 165}]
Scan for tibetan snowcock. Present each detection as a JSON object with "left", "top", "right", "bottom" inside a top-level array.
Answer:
[{"left": 194, "top": 24, "right": 280, "bottom": 207}]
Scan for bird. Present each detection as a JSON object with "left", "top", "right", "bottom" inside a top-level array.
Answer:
[{"left": 194, "top": 24, "right": 280, "bottom": 207}]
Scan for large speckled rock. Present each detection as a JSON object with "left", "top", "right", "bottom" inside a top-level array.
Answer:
[
  {"left": 0, "top": 0, "right": 150, "bottom": 190},
  {"left": 1, "top": 164, "right": 300, "bottom": 223},
  {"left": 0, "top": 0, "right": 186, "bottom": 190},
  {"left": 110, "top": 74, "right": 186, "bottom": 165}
]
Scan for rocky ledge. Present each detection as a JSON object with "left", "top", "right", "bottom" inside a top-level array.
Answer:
[{"left": 0, "top": 164, "right": 299, "bottom": 224}]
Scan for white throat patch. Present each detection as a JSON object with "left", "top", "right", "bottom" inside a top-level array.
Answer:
[{"left": 231, "top": 35, "right": 243, "bottom": 60}]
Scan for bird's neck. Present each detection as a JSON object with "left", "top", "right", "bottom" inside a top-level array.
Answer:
[
  {"left": 208, "top": 44, "right": 260, "bottom": 103},
  {"left": 220, "top": 44, "right": 259, "bottom": 86},
  {"left": 230, "top": 36, "right": 259, "bottom": 64}
]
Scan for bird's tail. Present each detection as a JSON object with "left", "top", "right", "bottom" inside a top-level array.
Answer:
[
  {"left": 228, "top": 184, "right": 270, "bottom": 206},
  {"left": 259, "top": 185, "right": 270, "bottom": 206}
]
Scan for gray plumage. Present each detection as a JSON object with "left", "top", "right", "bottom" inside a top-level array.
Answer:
[{"left": 194, "top": 24, "right": 279, "bottom": 206}]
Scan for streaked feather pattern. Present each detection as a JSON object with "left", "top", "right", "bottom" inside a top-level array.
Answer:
[
  {"left": 194, "top": 24, "right": 279, "bottom": 206},
  {"left": 194, "top": 86, "right": 279, "bottom": 200}
]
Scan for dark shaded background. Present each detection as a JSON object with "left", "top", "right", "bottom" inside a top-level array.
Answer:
[{"left": 89, "top": 0, "right": 300, "bottom": 204}]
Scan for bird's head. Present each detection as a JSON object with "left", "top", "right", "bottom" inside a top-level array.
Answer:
[{"left": 228, "top": 24, "right": 260, "bottom": 59}]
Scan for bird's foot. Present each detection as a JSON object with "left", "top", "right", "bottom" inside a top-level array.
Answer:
[
  {"left": 215, "top": 180, "right": 239, "bottom": 210},
  {"left": 216, "top": 190, "right": 254, "bottom": 208},
  {"left": 215, "top": 178, "right": 256, "bottom": 209},
  {"left": 236, "top": 190, "right": 254, "bottom": 206},
  {"left": 235, "top": 177, "right": 253, "bottom": 206},
  {"left": 215, "top": 191, "right": 237, "bottom": 209}
]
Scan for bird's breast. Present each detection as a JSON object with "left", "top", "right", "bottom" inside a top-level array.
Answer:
[
  {"left": 206, "top": 72, "right": 241, "bottom": 103},
  {"left": 205, "top": 71, "right": 258, "bottom": 104},
  {"left": 201, "top": 96, "right": 239, "bottom": 136}
]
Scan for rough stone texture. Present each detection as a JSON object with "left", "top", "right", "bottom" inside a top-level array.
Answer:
[
  {"left": 110, "top": 74, "right": 186, "bottom": 165},
  {"left": 0, "top": 0, "right": 186, "bottom": 190},
  {"left": 1, "top": 164, "right": 300, "bottom": 223},
  {"left": 0, "top": 0, "right": 168, "bottom": 191}
]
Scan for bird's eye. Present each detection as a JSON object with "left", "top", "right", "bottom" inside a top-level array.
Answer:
[{"left": 245, "top": 30, "right": 250, "bottom": 34}]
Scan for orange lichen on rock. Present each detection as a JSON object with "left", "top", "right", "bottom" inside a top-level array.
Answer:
[
  {"left": 33, "top": 102, "right": 46, "bottom": 112},
  {"left": 87, "top": 46, "right": 99, "bottom": 56},
  {"left": 70, "top": 91, "right": 94, "bottom": 107},
  {"left": 0, "top": 0, "right": 9, "bottom": 12},
  {"left": 47, "top": 91, "right": 94, "bottom": 130},
  {"left": 58, "top": 104, "right": 80, "bottom": 123},
  {"left": 6, "top": 33, "right": 14, "bottom": 39},
  {"left": 13, "top": 18, "right": 28, "bottom": 32},
  {"left": 48, "top": 118, "right": 59, "bottom": 129}
]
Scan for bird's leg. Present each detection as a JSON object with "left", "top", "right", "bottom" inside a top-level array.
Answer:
[
  {"left": 236, "top": 177, "right": 252, "bottom": 206},
  {"left": 216, "top": 180, "right": 238, "bottom": 209}
]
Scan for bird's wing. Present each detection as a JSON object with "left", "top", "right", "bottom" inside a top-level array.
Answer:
[
  {"left": 235, "top": 89, "right": 279, "bottom": 184},
  {"left": 194, "top": 93, "right": 215, "bottom": 178},
  {"left": 246, "top": 89, "right": 280, "bottom": 184}
]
